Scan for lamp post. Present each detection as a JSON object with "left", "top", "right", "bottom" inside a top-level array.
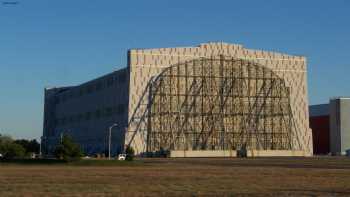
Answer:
[
  {"left": 40, "top": 136, "right": 46, "bottom": 156},
  {"left": 109, "top": 123, "right": 118, "bottom": 160},
  {"left": 60, "top": 133, "right": 63, "bottom": 144},
  {"left": 60, "top": 130, "right": 68, "bottom": 144}
]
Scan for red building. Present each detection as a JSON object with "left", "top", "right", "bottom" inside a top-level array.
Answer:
[{"left": 309, "top": 104, "right": 330, "bottom": 155}]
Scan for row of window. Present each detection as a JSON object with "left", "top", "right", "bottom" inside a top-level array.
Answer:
[
  {"left": 56, "top": 73, "right": 127, "bottom": 104},
  {"left": 55, "top": 105, "right": 126, "bottom": 126}
]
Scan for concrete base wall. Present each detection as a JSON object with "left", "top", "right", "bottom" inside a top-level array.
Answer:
[
  {"left": 170, "top": 150, "right": 237, "bottom": 158},
  {"left": 170, "top": 150, "right": 308, "bottom": 158},
  {"left": 247, "top": 150, "right": 308, "bottom": 157}
]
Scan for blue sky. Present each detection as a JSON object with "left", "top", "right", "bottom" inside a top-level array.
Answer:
[{"left": 0, "top": 0, "right": 349, "bottom": 139}]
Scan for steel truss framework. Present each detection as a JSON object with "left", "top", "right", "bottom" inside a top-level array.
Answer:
[{"left": 146, "top": 56, "right": 301, "bottom": 152}]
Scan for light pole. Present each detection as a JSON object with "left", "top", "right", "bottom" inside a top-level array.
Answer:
[
  {"left": 40, "top": 136, "right": 45, "bottom": 156},
  {"left": 109, "top": 123, "right": 118, "bottom": 160},
  {"left": 60, "top": 130, "right": 71, "bottom": 143},
  {"left": 60, "top": 133, "right": 63, "bottom": 144}
]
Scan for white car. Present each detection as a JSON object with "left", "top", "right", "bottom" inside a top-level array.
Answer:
[
  {"left": 0, "top": 153, "right": 3, "bottom": 158},
  {"left": 117, "top": 154, "right": 126, "bottom": 160}
]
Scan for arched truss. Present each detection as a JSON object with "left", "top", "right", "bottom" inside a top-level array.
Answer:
[{"left": 146, "top": 56, "right": 300, "bottom": 152}]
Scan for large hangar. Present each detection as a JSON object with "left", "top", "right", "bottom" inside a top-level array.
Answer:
[
  {"left": 43, "top": 42, "right": 313, "bottom": 157},
  {"left": 147, "top": 57, "right": 298, "bottom": 154}
]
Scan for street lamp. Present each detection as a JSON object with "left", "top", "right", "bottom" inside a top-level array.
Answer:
[
  {"left": 60, "top": 130, "right": 69, "bottom": 144},
  {"left": 40, "top": 136, "right": 46, "bottom": 156},
  {"left": 109, "top": 123, "right": 118, "bottom": 160}
]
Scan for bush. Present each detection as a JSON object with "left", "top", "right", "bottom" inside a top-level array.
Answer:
[
  {"left": 125, "top": 146, "right": 135, "bottom": 161},
  {"left": 54, "top": 135, "right": 83, "bottom": 162}
]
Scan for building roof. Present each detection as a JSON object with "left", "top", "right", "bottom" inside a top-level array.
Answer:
[
  {"left": 309, "top": 104, "right": 329, "bottom": 117},
  {"left": 330, "top": 97, "right": 350, "bottom": 100}
]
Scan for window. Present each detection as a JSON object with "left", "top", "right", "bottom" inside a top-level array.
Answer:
[
  {"left": 105, "top": 107, "right": 113, "bottom": 117},
  {"left": 117, "top": 104, "right": 125, "bottom": 114},
  {"left": 77, "top": 114, "right": 83, "bottom": 122},
  {"left": 61, "top": 117, "right": 66, "bottom": 125},
  {"left": 68, "top": 116, "right": 74, "bottom": 123},
  {"left": 55, "top": 96, "right": 60, "bottom": 104},
  {"left": 96, "top": 82, "right": 103, "bottom": 91},
  {"left": 79, "top": 88, "right": 84, "bottom": 96},
  {"left": 95, "top": 109, "right": 101, "bottom": 119},
  {"left": 67, "top": 92, "right": 71, "bottom": 100},
  {"left": 73, "top": 114, "right": 79, "bottom": 123},
  {"left": 107, "top": 77, "right": 114, "bottom": 87},
  {"left": 118, "top": 72, "right": 127, "bottom": 83},
  {"left": 61, "top": 94, "right": 66, "bottom": 102},
  {"left": 87, "top": 85, "right": 94, "bottom": 94},
  {"left": 72, "top": 90, "right": 78, "bottom": 98},
  {"left": 85, "top": 112, "right": 91, "bottom": 120}
]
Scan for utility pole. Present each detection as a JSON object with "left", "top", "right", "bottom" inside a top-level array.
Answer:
[{"left": 109, "top": 123, "right": 118, "bottom": 160}]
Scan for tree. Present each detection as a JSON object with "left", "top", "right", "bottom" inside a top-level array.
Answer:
[
  {"left": 14, "top": 139, "right": 40, "bottom": 154},
  {"left": 125, "top": 146, "right": 135, "bottom": 161},
  {"left": 1, "top": 143, "right": 26, "bottom": 159},
  {"left": 0, "top": 134, "right": 12, "bottom": 144},
  {"left": 54, "top": 134, "right": 83, "bottom": 161},
  {"left": 0, "top": 135, "right": 26, "bottom": 159}
]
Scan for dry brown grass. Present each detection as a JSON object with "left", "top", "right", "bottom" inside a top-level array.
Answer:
[{"left": 1, "top": 157, "right": 350, "bottom": 196}]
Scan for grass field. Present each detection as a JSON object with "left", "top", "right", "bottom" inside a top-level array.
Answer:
[{"left": 1, "top": 157, "right": 350, "bottom": 196}]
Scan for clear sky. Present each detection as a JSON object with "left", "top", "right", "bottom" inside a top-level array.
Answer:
[{"left": 0, "top": 0, "right": 349, "bottom": 140}]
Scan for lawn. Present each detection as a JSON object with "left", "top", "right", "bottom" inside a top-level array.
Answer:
[{"left": 1, "top": 157, "right": 350, "bottom": 196}]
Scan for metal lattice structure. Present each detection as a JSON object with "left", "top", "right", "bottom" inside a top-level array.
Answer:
[{"left": 145, "top": 56, "right": 301, "bottom": 152}]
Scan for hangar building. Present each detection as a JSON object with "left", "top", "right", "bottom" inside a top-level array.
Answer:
[
  {"left": 310, "top": 97, "right": 350, "bottom": 155},
  {"left": 43, "top": 42, "right": 313, "bottom": 157}
]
